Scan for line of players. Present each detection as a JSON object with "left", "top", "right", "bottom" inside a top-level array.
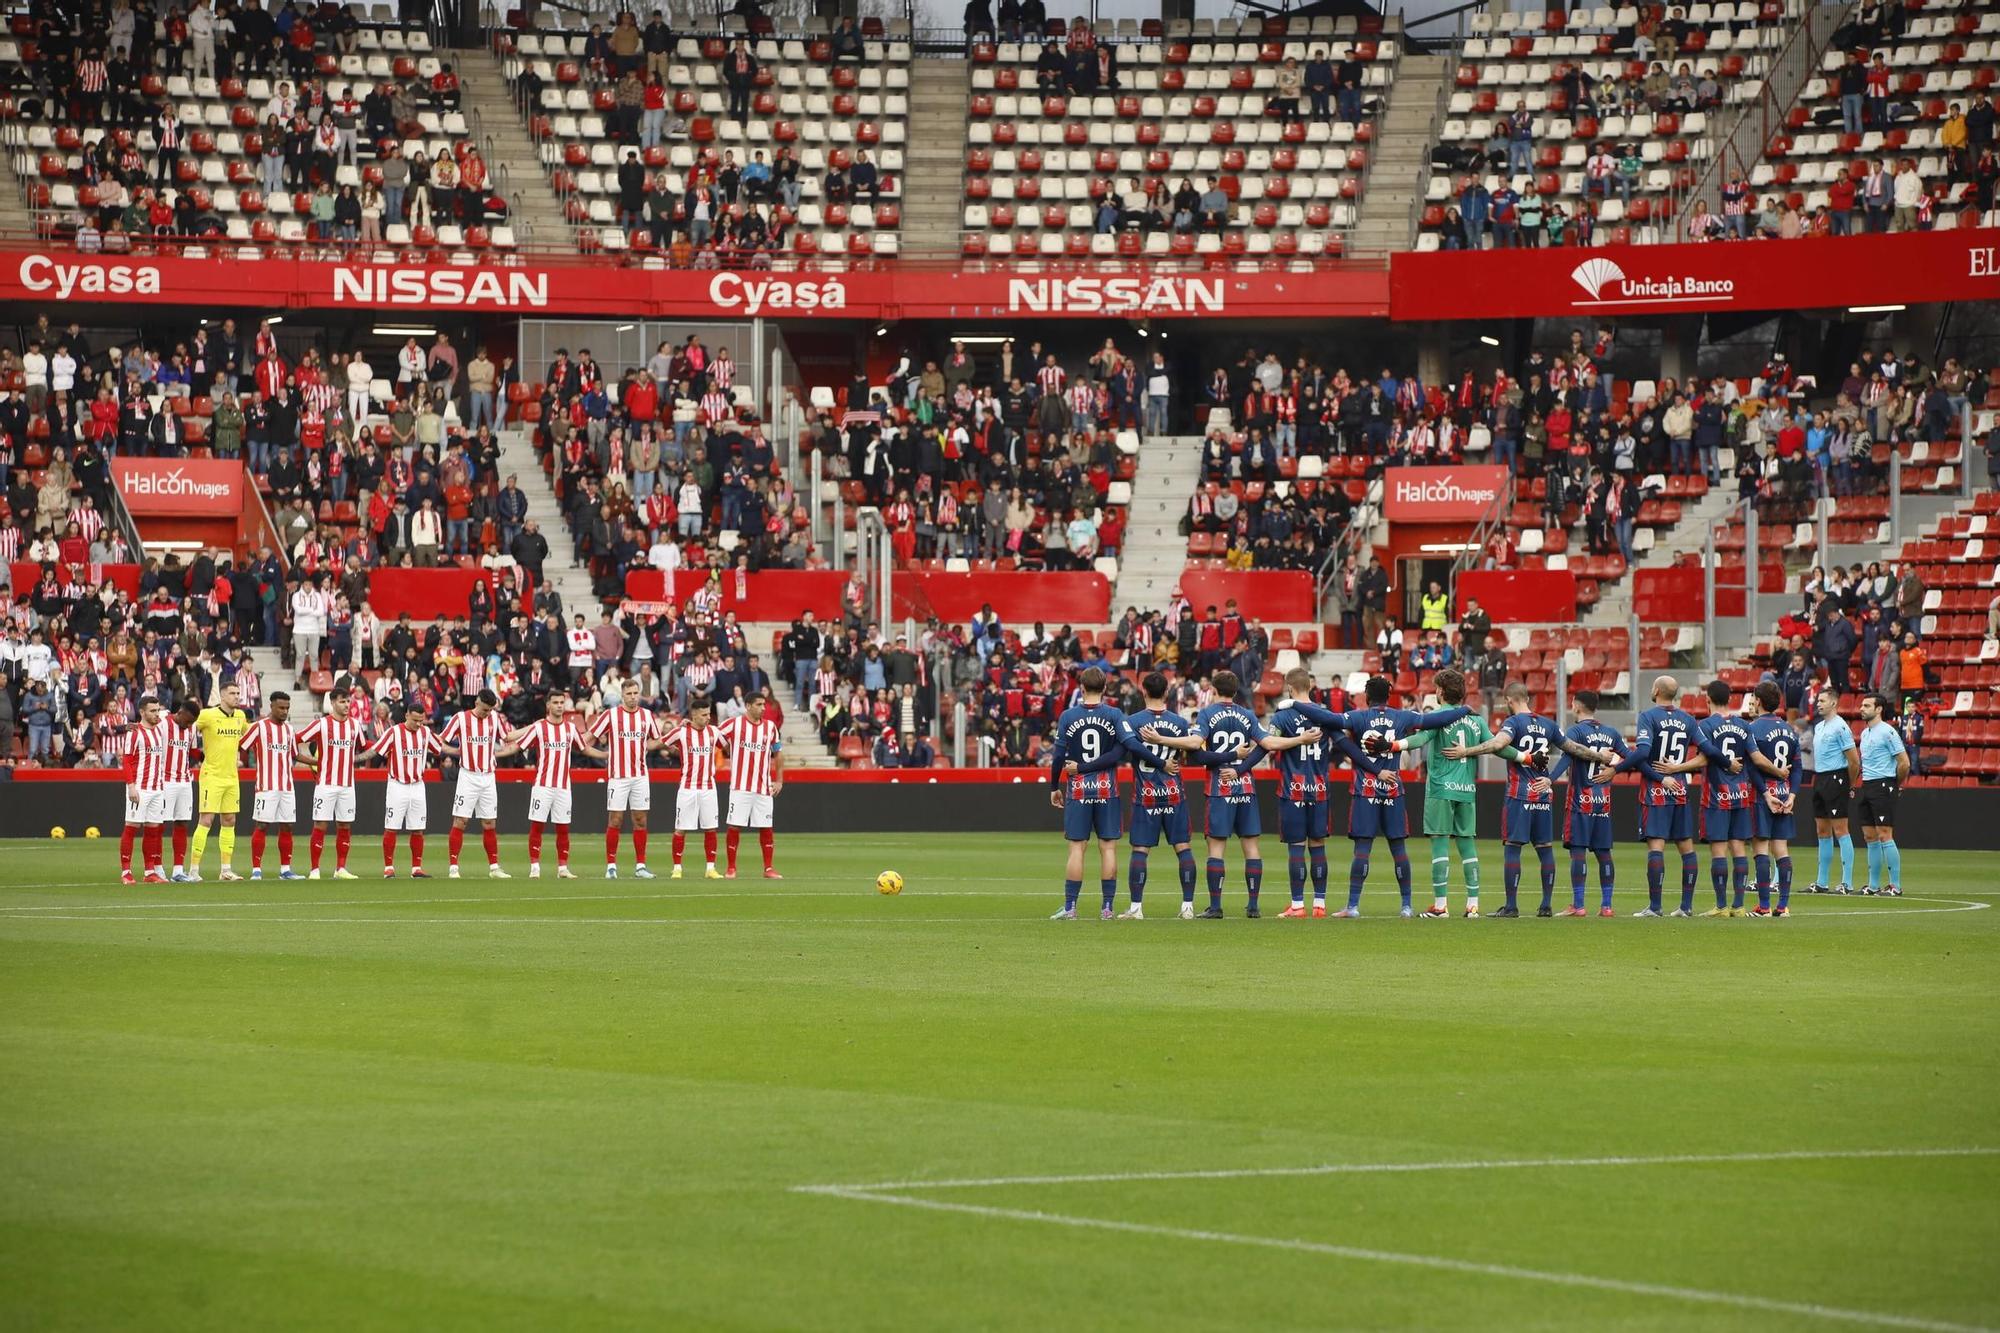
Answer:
[
  {"left": 113, "top": 678, "right": 786, "bottom": 884},
  {"left": 1044, "top": 663, "right": 1845, "bottom": 921}
]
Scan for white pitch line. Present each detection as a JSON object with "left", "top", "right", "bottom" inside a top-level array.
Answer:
[
  {"left": 0, "top": 888, "right": 1055, "bottom": 914},
  {"left": 800, "top": 1145, "right": 2000, "bottom": 1195},
  {"left": 800, "top": 1188, "right": 1996, "bottom": 1333},
  {"left": 0, "top": 914, "right": 1043, "bottom": 926}
]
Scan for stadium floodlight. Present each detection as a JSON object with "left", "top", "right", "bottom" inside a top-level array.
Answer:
[
  {"left": 1479, "top": 334, "right": 1500, "bottom": 346},
  {"left": 1849, "top": 304, "right": 1905, "bottom": 314},
  {"left": 372, "top": 325, "right": 437, "bottom": 337}
]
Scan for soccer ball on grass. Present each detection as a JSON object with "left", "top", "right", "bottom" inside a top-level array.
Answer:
[
  {"left": 50, "top": 826, "right": 66, "bottom": 839},
  {"left": 875, "top": 870, "right": 904, "bottom": 896},
  {"left": 84, "top": 827, "right": 101, "bottom": 839}
]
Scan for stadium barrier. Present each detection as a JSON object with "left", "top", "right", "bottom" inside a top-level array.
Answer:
[
  {"left": 8, "top": 770, "right": 1995, "bottom": 848},
  {"left": 11, "top": 562, "right": 141, "bottom": 598}
]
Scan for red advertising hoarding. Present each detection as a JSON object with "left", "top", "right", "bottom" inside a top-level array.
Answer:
[
  {"left": 110, "top": 456, "right": 243, "bottom": 515},
  {"left": 0, "top": 250, "right": 1392, "bottom": 320},
  {"left": 1389, "top": 227, "right": 2000, "bottom": 321},
  {"left": 1454, "top": 568, "right": 1578, "bottom": 624},
  {"left": 1380, "top": 465, "right": 1510, "bottom": 522},
  {"left": 1174, "top": 570, "right": 1318, "bottom": 623}
]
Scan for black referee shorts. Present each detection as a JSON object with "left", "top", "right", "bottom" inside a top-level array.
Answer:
[
  {"left": 1856, "top": 778, "right": 1898, "bottom": 828},
  {"left": 1811, "top": 772, "right": 1850, "bottom": 821}
]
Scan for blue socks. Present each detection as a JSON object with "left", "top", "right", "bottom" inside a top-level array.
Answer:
[
  {"left": 1063, "top": 878, "right": 1081, "bottom": 910},
  {"left": 1309, "top": 844, "right": 1328, "bottom": 904},
  {"left": 1178, "top": 848, "right": 1198, "bottom": 903},
  {"left": 1503, "top": 843, "right": 1523, "bottom": 909},
  {"left": 1288, "top": 845, "right": 1308, "bottom": 905},
  {"left": 1206, "top": 857, "right": 1225, "bottom": 910},
  {"left": 1129, "top": 849, "right": 1148, "bottom": 903},
  {"left": 1755, "top": 853, "right": 1772, "bottom": 909},
  {"left": 1101, "top": 877, "right": 1117, "bottom": 911},
  {"left": 1390, "top": 841, "right": 1411, "bottom": 907},
  {"left": 1245, "top": 858, "right": 1262, "bottom": 908},
  {"left": 1777, "top": 854, "right": 1793, "bottom": 908},
  {"left": 1711, "top": 856, "right": 1729, "bottom": 908},
  {"left": 1570, "top": 850, "right": 1588, "bottom": 909},
  {"left": 1838, "top": 835, "right": 1854, "bottom": 886},
  {"left": 1680, "top": 851, "right": 1699, "bottom": 913},
  {"left": 1536, "top": 844, "right": 1555, "bottom": 910},
  {"left": 1882, "top": 839, "right": 1900, "bottom": 887},
  {"left": 1349, "top": 837, "right": 1371, "bottom": 909},
  {"left": 1647, "top": 850, "right": 1665, "bottom": 911},
  {"left": 1817, "top": 837, "right": 1835, "bottom": 887},
  {"left": 1866, "top": 839, "right": 1885, "bottom": 890},
  {"left": 1595, "top": 851, "right": 1615, "bottom": 909}
]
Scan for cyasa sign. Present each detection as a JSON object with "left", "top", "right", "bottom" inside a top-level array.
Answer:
[
  {"left": 1381, "top": 465, "right": 1510, "bottom": 522},
  {"left": 113, "top": 457, "right": 243, "bottom": 515}
]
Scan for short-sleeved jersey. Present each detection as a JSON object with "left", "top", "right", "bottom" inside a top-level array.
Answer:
[
  {"left": 440, "top": 708, "right": 504, "bottom": 776},
  {"left": 239, "top": 717, "right": 298, "bottom": 795},
  {"left": 162, "top": 716, "right": 196, "bottom": 785},
  {"left": 1496, "top": 711, "right": 1562, "bottom": 802},
  {"left": 1551, "top": 719, "right": 1629, "bottom": 821},
  {"left": 297, "top": 714, "right": 363, "bottom": 789},
  {"left": 1695, "top": 712, "right": 1755, "bottom": 809},
  {"left": 1812, "top": 713, "right": 1856, "bottom": 777},
  {"left": 1051, "top": 701, "right": 1128, "bottom": 801},
  {"left": 519, "top": 718, "right": 584, "bottom": 790},
  {"left": 123, "top": 721, "right": 170, "bottom": 793},
  {"left": 1630, "top": 705, "right": 1698, "bottom": 806},
  {"left": 193, "top": 706, "right": 252, "bottom": 779},
  {"left": 667, "top": 720, "right": 723, "bottom": 791},
  {"left": 1411, "top": 712, "right": 1492, "bottom": 799},
  {"left": 368, "top": 721, "right": 445, "bottom": 783},
  {"left": 1192, "top": 700, "right": 1266, "bottom": 798},
  {"left": 590, "top": 705, "right": 664, "bottom": 781},
  {"left": 1858, "top": 721, "right": 1906, "bottom": 780},
  {"left": 1117, "top": 707, "right": 1190, "bottom": 805},
  {"left": 1265, "top": 701, "right": 1333, "bottom": 802},
  {"left": 1747, "top": 713, "right": 1798, "bottom": 798},
  {"left": 719, "top": 715, "right": 783, "bottom": 796}
]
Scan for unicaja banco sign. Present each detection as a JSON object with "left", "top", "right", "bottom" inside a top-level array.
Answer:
[{"left": 1568, "top": 257, "right": 1735, "bottom": 307}]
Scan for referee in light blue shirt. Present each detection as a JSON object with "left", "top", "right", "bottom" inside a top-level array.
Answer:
[
  {"left": 1809, "top": 690, "right": 1859, "bottom": 894},
  {"left": 1856, "top": 692, "right": 1911, "bottom": 896}
]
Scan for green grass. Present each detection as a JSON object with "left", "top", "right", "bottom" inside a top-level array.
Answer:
[{"left": 1, "top": 832, "right": 1996, "bottom": 1332}]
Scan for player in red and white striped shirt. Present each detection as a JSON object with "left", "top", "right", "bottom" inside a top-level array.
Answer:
[
  {"left": 298, "top": 691, "right": 365, "bottom": 879},
  {"left": 162, "top": 700, "right": 198, "bottom": 880},
  {"left": 441, "top": 691, "right": 508, "bottom": 878},
  {"left": 367, "top": 706, "right": 447, "bottom": 876},
  {"left": 720, "top": 694, "right": 786, "bottom": 879},
  {"left": 238, "top": 693, "right": 301, "bottom": 880},
  {"left": 588, "top": 678, "right": 667, "bottom": 878},
  {"left": 661, "top": 693, "right": 724, "bottom": 879},
  {"left": 118, "top": 697, "right": 169, "bottom": 884},
  {"left": 502, "top": 691, "right": 608, "bottom": 879}
]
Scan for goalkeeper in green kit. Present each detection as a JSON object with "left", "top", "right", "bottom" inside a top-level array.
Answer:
[{"left": 1380, "top": 667, "right": 1523, "bottom": 919}]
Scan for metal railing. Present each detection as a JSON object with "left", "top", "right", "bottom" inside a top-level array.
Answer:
[
  {"left": 1447, "top": 466, "right": 1517, "bottom": 607},
  {"left": 1310, "top": 480, "right": 1380, "bottom": 624},
  {"left": 851, "top": 505, "right": 893, "bottom": 629}
]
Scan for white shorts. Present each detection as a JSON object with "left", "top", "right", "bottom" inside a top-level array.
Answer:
[
  {"left": 165, "top": 782, "right": 194, "bottom": 822},
  {"left": 311, "top": 785, "right": 357, "bottom": 824},
  {"left": 384, "top": 780, "right": 428, "bottom": 831},
  {"left": 528, "top": 784, "right": 573, "bottom": 826},
  {"left": 253, "top": 790, "right": 298, "bottom": 825},
  {"left": 726, "top": 790, "right": 774, "bottom": 829},
  {"left": 126, "top": 788, "right": 166, "bottom": 825},
  {"left": 675, "top": 786, "right": 719, "bottom": 831},
  {"left": 452, "top": 773, "right": 498, "bottom": 820},
  {"left": 606, "top": 775, "right": 651, "bottom": 812}
]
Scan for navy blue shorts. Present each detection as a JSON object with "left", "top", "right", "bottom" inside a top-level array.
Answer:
[
  {"left": 1064, "top": 798, "right": 1122, "bottom": 842},
  {"left": 1753, "top": 803, "right": 1796, "bottom": 843},
  {"left": 1501, "top": 799, "right": 1554, "bottom": 846},
  {"left": 1640, "top": 801, "right": 1695, "bottom": 843},
  {"left": 1129, "top": 798, "right": 1191, "bottom": 848},
  {"left": 1205, "top": 794, "right": 1261, "bottom": 840},
  {"left": 1562, "top": 809, "right": 1616, "bottom": 852},
  {"left": 1279, "top": 797, "right": 1331, "bottom": 845},
  {"left": 1347, "top": 795, "right": 1408, "bottom": 841},
  {"left": 1700, "top": 805, "right": 1754, "bottom": 843}
]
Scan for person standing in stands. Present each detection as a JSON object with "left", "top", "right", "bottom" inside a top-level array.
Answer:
[{"left": 721, "top": 38, "right": 758, "bottom": 123}]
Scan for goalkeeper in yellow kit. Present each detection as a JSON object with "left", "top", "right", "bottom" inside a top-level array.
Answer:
[{"left": 186, "top": 680, "right": 252, "bottom": 881}]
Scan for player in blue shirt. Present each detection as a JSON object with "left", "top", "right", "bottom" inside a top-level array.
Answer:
[
  {"left": 1745, "top": 680, "right": 1801, "bottom": 916},
  {"left": 1264, "top": 668, "right": 1337, "bottom": 917},
  {"left": 1548, "top": 690, "right": 1631, "bottom": 915},
  {"left": 1141, "top": 669, "right": 1270, "bottom": 917},
  {"left": 1620, "top": 675, "right": 1706, "bottom": 918},
  {"left": 1046, "top": 666, "right": 1130, "bottom": 920},
  {"left": 1692, "top": 679, "right": 1757, "bottom": 917},
  {"left": 1808, "top": 689, "right": 1860, "bottom": 895},
  {"left": 1444, "top": 682, "right": 1622, "bottom": 917},
  {"left": 1115, "top": 672, "right": 1199, "bottom": 921},
  {"left": 1856, "top": 692, "right": 1911, "bottom": 896},
  {"left": 1288, "top": 675, "right": 1469, "bottom": 917}
]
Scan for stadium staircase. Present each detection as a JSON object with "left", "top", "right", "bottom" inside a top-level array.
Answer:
[
  {"left": 494, "top": 426, "right": 605, "bottom": 621},
  {"left": 1348, "top": 53, "right": 1450, "bottom": 254},
  {"left": 1111, "top": 434, "right": 1207, "bottom": 615},
  {"left": 458, "top": 46, "right": 581, "bottom": 251},
  {"left": 899, "top": 62, "right": 973, "bottom": 253},
  {"left": 1580, "top": 479, "right": 1739, "bottom": 627}
]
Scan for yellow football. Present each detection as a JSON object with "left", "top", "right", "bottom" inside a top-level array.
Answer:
[
  {"left": 84, "top": 827, "right": 101, "bottom": 839},
  {"left": 875, "top": 870, "right": 904, "bottom": 896},
  {"left": 50, "top": 826, "right": 66, "bottom": 839}
]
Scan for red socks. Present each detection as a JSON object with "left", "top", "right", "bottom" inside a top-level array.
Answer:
[
  {"left": 173, "top": 823, "right": 188, "bottom": 869},
  {"left": 704, "top": 831, "right": 717, "bottom": 865},
  {"left": 483, "top": 827, "right": 499, "bottom": 865},
  {"left": 311, "top": 828, "right": 325, "bottom": 871},
  {"left": 383, "top": 831, "right": 397, "bottom": 867},
  {"left": 336, "top": 827, "right": 350, "bottom": 870},
  {"left": 278, "top": 827, "right": 293, "bottom": 867},
  {"left": 726, "top": 828, "right": 740, "bottom": 872},
  {"left": 142, "top": 826, "right": 162, "bottom": 875},
  {"left": 410, "top": 833, "right": 424, "bottom": 868},
  {"left": 672, "top": 832, "right": 686, "bottom": 864},
  {"left": 760, "top": 828, "right": 775, "bottom": 871},
  {"left": 555, "top": 826, "right": 570, "bottom": 865},
  {"left": 528, "top": 823, "right": 543, "bottom": 864},
  {"left": 120, "top": 825, "right": 136, "bottom": 872},
  {"left": 251, "top": 826, "right": 267, "bottom": 870},
  {"left": 449, "top": 826, "right": 465, "bottom": 866},
  {"left": 633, "top": 829, "right": 648, "bottom": 865},
  {"left": 606, "top": 827, "right": 620, "bottom": 864}
]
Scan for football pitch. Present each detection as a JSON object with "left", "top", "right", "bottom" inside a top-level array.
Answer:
[{"left": 2, "top": 831, "right": 1996, "bottom": 1332}]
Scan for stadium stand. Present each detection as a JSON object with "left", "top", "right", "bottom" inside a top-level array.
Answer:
[
  {"left": 961, "top": 14, "right": 1397, "bottom": 257},
  {"left": 495, "top": 17, "right": 912, "bottom": 258}
]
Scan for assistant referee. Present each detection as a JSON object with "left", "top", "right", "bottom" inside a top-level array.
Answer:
[
  {"left": 1856, "top": 693, "right": 1911, "bottom": 897},
  {"left": 1809, "top": 690, "right": 1860, "bottom": 895}
]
